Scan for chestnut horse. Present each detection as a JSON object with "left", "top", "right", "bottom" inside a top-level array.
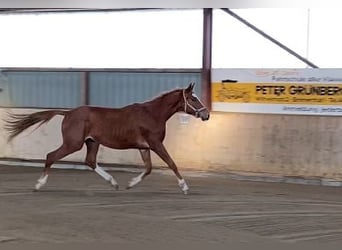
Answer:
[{"left": 4, "top": 83, "right": 209, "bottom": 194}]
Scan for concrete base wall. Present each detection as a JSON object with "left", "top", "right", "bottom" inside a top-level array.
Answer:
[{"left": 1, "top": 108, "right": 342, "bottom": 180}]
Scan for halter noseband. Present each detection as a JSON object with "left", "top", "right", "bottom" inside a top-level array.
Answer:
[{"left": 182, "top": 89, "right": 206, "bottom": 117}]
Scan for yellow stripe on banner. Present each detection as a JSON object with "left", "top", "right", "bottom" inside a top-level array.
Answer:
[{"left": 212, "top": 82, "right": 342, "bottom": 105}]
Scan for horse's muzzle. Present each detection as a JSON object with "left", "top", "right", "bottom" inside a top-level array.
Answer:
[
  {"left": 201, "top": 115, "right": 209, "bottom": 121},
  {"left": 199, "top": 110, "right": 210, "bottom": 121}
]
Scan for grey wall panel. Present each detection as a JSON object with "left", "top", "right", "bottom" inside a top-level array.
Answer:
[
  {"left": 0, "top": 71, "right": 81, "bottom": 108},
  {"left": 0, "top": 70, "right": 201, "bottom": 109},
  {"left": 89, "top": 72, "right": 201, "bottom": 107}
]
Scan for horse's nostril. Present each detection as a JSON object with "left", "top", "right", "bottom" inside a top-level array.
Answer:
[{"left": 202, "top": 115, "right": 209, "bottom": 121}]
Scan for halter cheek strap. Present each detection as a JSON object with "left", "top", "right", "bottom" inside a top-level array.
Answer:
[{"left": 182, "top": 89, "right": 206, "bottom": 116}]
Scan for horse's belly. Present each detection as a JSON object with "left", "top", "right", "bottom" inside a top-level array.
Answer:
[{"left": 98, "top": 137, "right": 150, "bottom": 150}]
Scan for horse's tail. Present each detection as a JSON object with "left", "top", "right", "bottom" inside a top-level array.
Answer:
[{"left": 4, "top": 110, "right": 68, "bottom": 142}]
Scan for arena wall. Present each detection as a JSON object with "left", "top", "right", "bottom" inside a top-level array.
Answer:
[{"left": 1, "top": 108, "right": 342, "bottom": 181}]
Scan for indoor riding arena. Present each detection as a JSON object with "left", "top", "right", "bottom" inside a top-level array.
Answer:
[{"left": 1, "top": 7, "right": 342, "bottom": 249}]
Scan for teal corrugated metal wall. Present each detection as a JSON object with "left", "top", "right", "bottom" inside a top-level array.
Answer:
[
  {"left": 0, "top": 71, "right": 81, "bottom": 108},
  {"left": 89, "top": 72, "right": 201, "bottom": 107},
  {"left": 0, "top": 70, "right": 201, "bottom": 108}
]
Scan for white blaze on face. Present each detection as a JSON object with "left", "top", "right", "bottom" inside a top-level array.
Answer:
[{"left": 191, "top": 93, "right": 205, "bottom": 107}]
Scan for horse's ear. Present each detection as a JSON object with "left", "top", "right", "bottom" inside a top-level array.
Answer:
[{"left": 186, "top": 82, "right": 195, "bottom": 92}]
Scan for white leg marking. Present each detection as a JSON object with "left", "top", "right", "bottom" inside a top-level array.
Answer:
[
  {"left": 128, "top": 172, "right": 145, "bottom": 189},
  {"left": 178, "top": 179, "right": 189, "bottom": 195},
  {"left": 35, "top": 174, "right": 48, "bottom": 190},
  {"left": 94, "top": 165, "right": 119, "bottom": 190}
]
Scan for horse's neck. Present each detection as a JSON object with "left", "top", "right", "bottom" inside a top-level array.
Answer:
[{"left": 149, "top": 92, "right": 183, "bottom": 123}]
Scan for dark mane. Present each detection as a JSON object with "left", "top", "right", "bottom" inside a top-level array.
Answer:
[{"left": 144, "top": 88, "right": 182, "bottom": 104}]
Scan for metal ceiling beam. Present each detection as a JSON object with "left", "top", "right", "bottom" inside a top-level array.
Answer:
[
  {"left": 0, "top": 8, "right": 179, "bottom": 14},
  {"left": 221, "top": 8, "right": 319, "bottom": 68}
]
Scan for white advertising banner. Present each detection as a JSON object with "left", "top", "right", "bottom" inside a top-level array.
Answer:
[{"left": 212, "top": 69, "right": 342, "bottom": 116}]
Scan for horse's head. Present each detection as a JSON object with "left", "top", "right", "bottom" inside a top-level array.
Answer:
[{"left": 182, "top": 82, "right": 210, "bottom": 121}]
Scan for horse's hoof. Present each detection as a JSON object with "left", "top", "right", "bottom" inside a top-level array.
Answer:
[
  {"left": 127, "top": 177, "right": 141, "bottom": 190},
  {"left": 34, "top": 184, "right": 41, "bottom": 191},
  {"left": 109, "top": 179, "right": 119, "bottom": 190},
  {"left": 178, "top": 179, "right": 189, "bottom": 195}
]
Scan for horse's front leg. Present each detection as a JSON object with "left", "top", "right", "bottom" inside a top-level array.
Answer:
[
  {"left": 127, "top": 149, "right": 152, "bottom": 189},
  {"left": 150, "top": 141, "right": 189, "bottom": 194}
]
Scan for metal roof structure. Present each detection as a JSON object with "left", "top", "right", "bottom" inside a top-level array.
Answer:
[
  {"left": 0, "top": 8, "right": 163, "bottom": 14},
  {"left": 0, "top": 8, "right": 319, "bottom": 108}
]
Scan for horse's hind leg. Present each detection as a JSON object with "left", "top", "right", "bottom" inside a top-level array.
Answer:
[
  {"left": 35, "top": 143, "right": 82, "bottom": 191},
  {"left": 85, "top": 139, "right": 119, "bottom": 190},
  {"left": 35, "top": 119, "right": 85, "bottom": 191},
  {"left": 127, "top": 149, "right": 152, "bottom": 189}
]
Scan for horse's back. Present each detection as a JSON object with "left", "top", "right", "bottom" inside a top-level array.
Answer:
[{"left": 61, "top": 105, "right": 152, "bottom": 148}]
